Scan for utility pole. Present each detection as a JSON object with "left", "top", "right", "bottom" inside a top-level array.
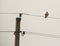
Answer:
[
  {"left": 14, "top": 12, "right": 49, "bottom": 46},
  {"left": 14, "top": 13, "right": 22, "bottom": 46}
]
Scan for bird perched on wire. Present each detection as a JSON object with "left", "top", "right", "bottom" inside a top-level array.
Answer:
[{"left": 45, "top": 11, "right": 49, "bottom": 18}]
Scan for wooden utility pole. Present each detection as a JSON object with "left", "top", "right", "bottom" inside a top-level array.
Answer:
[{"left": 14, "top": 13, "right": 22, "bottom": 46}]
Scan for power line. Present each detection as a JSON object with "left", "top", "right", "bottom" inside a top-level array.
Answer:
[
  {"left": 21, "top": 31, "right": 60, "bottom": 38},
  {"left": 0, "top": 13, "right": 60, "bottom": 19},
  {"left": 0, "top": 13, "right": 19, "bottom": 14},
  {"left": 22, "top": 13, "right": 60, "bottom": 19},
  {"left": 0, "top": 31, "right": 60, "bottom": 38},
  {"left": 0, "top": 31, "right": 14, "bottom": 32}
]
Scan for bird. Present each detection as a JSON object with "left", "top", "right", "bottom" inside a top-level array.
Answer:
[{"left": 45, "top": 11, "right": 49, "bottom": 18}]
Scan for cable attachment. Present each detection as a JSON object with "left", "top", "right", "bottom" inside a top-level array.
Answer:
[
  {"left": 19, "top": 13, "right": 22, "bottom": 17},
  {"left": 45, "top": 11, "right": 49, "bottom": 18},
  {"left": 21, "top": 31, "right": 25, "bottom": 36}
]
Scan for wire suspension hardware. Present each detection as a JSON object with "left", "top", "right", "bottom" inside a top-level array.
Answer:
[{"left": 0, "top": 12, "right": 60, "bottom": 19}]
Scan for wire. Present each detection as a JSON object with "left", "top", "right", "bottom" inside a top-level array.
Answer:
[
  {"left": 22, "top": 13, "right": 60, "bottom": 19},
  {"left": 0, "top": 13, "right": 19, "bottom": 14},
  {"left": 0, "top": 30, "right": 60, "bottom": 38},
  {"left": 22, "top": 31, "right": 60, "bottom": 38},
  {"left": 0, "top": 13, "right": 60, "bottom": 19},
  {"left": 0, "top": 31, "right": 14, "bottom": 32}
]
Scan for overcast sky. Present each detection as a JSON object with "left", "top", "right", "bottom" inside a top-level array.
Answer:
[{"left": 0, "top": 0, "right": 60, "bottom": 46}]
